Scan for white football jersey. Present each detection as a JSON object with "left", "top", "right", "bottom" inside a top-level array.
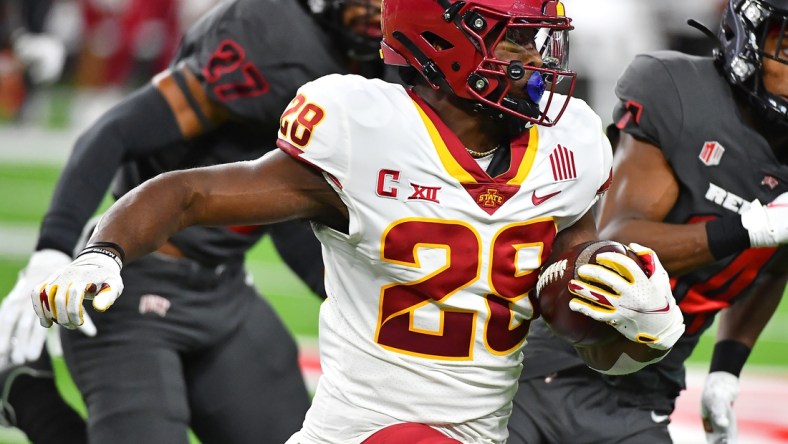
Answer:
[{"left": 278, "top": 74, "right": 612, "bottom": 444}]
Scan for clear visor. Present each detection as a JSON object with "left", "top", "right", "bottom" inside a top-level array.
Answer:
[
  {"left": 540, "top": 28, "right": 570, "bottom": 72},
  {"left": 503, "top": 26, "right": 570, "bottom": 72}
]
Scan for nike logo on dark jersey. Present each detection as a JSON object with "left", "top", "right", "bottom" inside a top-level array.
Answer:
[{"left": 532, "top": 190, "right": 561, "bottom": 206}]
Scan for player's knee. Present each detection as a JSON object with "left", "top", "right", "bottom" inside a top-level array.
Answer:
[{"left": 87, "top": 390, "right": 189, "bottom": 431}]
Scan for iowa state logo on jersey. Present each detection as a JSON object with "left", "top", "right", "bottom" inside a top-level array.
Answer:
[{"left": 477, "top": 188, "right": 504, "bottom": 207}]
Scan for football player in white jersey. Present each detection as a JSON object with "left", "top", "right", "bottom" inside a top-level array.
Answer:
[{"left": 30, "top": 0, "right": 685, "bottom": 442}]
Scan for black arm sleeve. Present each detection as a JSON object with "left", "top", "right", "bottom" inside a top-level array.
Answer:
[{"left": 36, "top": 83, "right": 184, "bottom": 255}]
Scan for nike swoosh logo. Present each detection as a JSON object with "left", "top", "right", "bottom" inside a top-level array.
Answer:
[
  {"left": 621, "top": 295, "right": 672, "bottom": 314},
  {"left": 651, "top": 411, "right": 670, "bottom": 423},
  {"left": 532, "top": 190, "right": 561, "bottom": 206}
]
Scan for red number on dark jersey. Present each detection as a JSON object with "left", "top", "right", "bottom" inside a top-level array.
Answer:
[{"left": 203, "top": 39, "right": 269, "bottom": 101}]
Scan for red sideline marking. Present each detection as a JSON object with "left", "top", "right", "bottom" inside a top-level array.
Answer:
[
  {"left": 298, "top": 353, "right": 321, "bottom": 372},
  {"left": 296, "top": 349, "right": 788, "bottom": 442}
]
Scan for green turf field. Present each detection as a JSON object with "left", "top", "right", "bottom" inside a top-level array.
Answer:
[
  {"left": 0, "top": 161, "right": 786, "bottom": 443},
  {"left": 0, "top": 162, "right": 322, "bottom": 443}
]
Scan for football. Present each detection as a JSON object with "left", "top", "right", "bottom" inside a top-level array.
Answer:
[{"left": 536, "top": 240, "right": 644, "bottom": 346}]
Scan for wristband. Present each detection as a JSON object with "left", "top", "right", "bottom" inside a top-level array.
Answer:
[
  {"left": 86, "top": 241, "right": 126, "bottom": 262},
  {"left": 77, "top": 245, "right": 124, "bottom": 270},
  {"left": 709, "top": 339, "right": 751, "bottom": 376},
  {"left": 705, "top": 215, "right": 751, "bottom": 260}
]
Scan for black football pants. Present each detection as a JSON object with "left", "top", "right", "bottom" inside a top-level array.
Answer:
[
  {"left": 61, "top": 252, "right": 310, "bottom": 444},
  {"left": 508, "top": 365, "right": 673, "bottom": 444}
]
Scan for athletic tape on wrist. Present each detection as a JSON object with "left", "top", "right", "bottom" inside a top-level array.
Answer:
[
  {"left": 705, "top": 215, "right": 751, "bottom": 260},
  {"left": 77, "top": 246, "right": 123, "bottom": 270},
  {"left": 709, "top": 340, "right": 751, "bottom": 376}
]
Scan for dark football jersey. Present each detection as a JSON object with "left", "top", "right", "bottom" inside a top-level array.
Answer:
[
  {"left": 522, "top": 51, "right": 788, "bottom": 395},
  {"left": 112, "top": 0, "right": 349, "bottom": 265}
]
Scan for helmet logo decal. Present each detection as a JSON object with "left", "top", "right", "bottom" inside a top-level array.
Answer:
[{"left": 699, "top": 141, "right": 726, "bottom": 167}]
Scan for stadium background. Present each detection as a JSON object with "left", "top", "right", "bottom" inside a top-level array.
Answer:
[{"left": 0, "top": 0, "right": 785, "bottom": 443}]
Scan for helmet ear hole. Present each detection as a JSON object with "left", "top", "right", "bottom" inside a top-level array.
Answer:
[
  {"left": 482, "top": 22, "right": 507, "bottom": 50},
  {"left": 721, "top": 23, "right": 734, "bottom": 42},
  {"left": 422, "top": 32, "right": 455, "bottom": 51}
]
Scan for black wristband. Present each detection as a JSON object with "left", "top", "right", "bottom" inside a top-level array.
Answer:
[
  {"left": 709, "top": 340, "right": 751, "bottom": 376},
  {"left": 705, "top": 215, "right": 751, "bottom": 260},
  {"left": 78, "top": 242, "right": 125, "bottom": 270},
  {"left": 85, "top": 241, "right": 126, "bottom": 262}
]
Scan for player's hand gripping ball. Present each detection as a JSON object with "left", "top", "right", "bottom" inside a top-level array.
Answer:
[{"left": 536, "top": 240, "right": 646, "bottom": 346}]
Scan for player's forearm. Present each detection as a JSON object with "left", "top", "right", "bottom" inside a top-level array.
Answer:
[
  {"left": 599, "top": 218, "right": 713, "bottom": 276},
  {"left": 86, "top": 152, "right": 336, "bottom": 263},
  {"left": 86, "top": 170, "right": 201, "bottom": 263}
]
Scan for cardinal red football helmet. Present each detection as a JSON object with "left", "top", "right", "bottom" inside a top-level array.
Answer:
[{"left": 381, "top": 0, "right": 576, "bottom": 126}]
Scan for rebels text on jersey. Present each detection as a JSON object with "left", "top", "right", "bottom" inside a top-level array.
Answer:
[
  {"left": 277, "top": 74, "right": 612, "bottom": 443},
  {"left": 614, "top": 51, "right": 788, "bottom": 335}
]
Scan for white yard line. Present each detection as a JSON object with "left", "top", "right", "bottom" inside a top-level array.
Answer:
[
  {"left": 0, "top": 127, "right": 77, "bottom": 166},
  {"left": 0, "top": 223, "right": 38, "bottom": 259}
]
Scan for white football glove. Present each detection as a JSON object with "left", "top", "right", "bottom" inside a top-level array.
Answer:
[
  {"left": 0, "top": 250, "right": 97, "bottom": 369},
  {"left": 568, "top": 243, "right": 685, "bottom": 350},
  {"left": 701, "top": 371, "right": 740, "bottom": 444},
  {"left": 31, "top": 252, "right": 123, "bottom": 330},
  {"left": 12, "top": 32, "right": 66, "bottom": 85},
  {"left": 741, "top": 192, "right": 788, "bottom": 247}
]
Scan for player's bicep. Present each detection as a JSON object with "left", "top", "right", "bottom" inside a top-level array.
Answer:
[
  {"left": 187, "top": 149, "right": 347, "bottom": 230},
  {"left": 152, "top": 66, "right": 230, "bottom": 139},
  {"left": 597, "top": 132, "right": 678, "bottom": 230}
]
